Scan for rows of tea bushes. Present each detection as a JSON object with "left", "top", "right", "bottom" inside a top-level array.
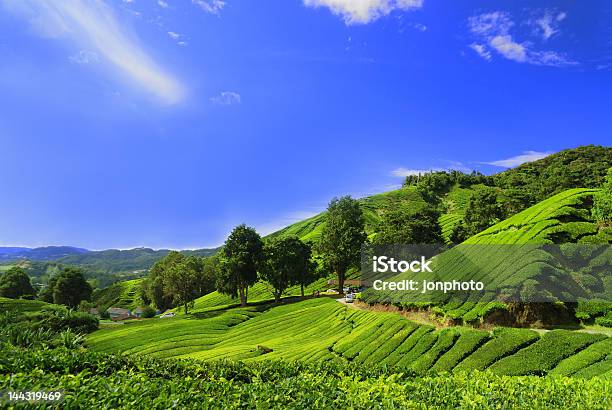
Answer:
[
  {"left": 1, "top": 345, "right": 610, "bottom": 409},
  {"left": 360, "top": 188, "right": 611, "bottom": 324},
  {"left": 88, "top": 298, "right": 612, "bottom": 378}
]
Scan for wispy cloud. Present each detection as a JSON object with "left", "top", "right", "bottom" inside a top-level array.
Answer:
[
  {"left": 485, "top": 151, "right": 551, "bottom": 168},
  {"left": 157, "top": 1, "right": 168, "bottom": 8},
  {"left": 469, "top": 43, "right": 492, "bottom": 61},
  {"left": 303, "top": 0, "right": 424, "bottom": 25},
  {"left": 3, "top": 0, "right": 185, "bottom": 104},
  {"left": 533, "top": 10, "right": 566, "bottom": 41},
  {"left": 210, "top": 91, "right": 241, "bottom": 105},
  {"left": 192, "top": 0, "right": 225, "bottom": 15},
  {"left": 467, "top": 11, "right": 576, "bottom": 67}
]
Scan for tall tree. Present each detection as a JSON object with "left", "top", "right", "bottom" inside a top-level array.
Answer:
[
  {"left": 217, "top": 224, "right": 263, "bottom": 306},
  {"left": 259, "top": 236, "right": 314, "bottom": 303},
  {"left": 317, "top": 196, "right": 366, "bottom": 294},
  {"left": 374, "top": 207, "right": 443, "bottom": 245},
  {"left": 163, "top": 256, "right": 201, "bottom": 314},
  {"left": 463, "top": 188, "right": 503, "bottom": 236},
  {"left": 0, "top": 267, "right": 36, "bottom": 299},
  {"left": 147, "top": 251, "right": 184, "bottom": 311},
  {"left": 52, "top": 267, "right": 93, "bottom": 308}
]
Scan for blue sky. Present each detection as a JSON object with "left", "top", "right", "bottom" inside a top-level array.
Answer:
[{"left": 0, "top": 0, "right": 610, "bottom": 250}]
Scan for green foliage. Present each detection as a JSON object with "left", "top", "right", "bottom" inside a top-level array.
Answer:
[
  {"left": 141, "top": 306, "right": 156, "bottom": 318},
  {"left": 462, "top": 187, "right": 504, "bottom": 236},
  {"left": 317, "top": 196, "right": 367, "bottom": 293},
  {"left": 144, "top": 252, "right": 215, "bottom": 313},
  {"left": 454, "top": 328, "right": 539, "bottom": 372},
  {"left": 488, "top": 330, "right": 606, "bottom": 376},
  {"left": 163, "top": 255, "right": 203, "bottom": 314},
  {"left": 259, "top": 236, "right": 314, "bottom": 302},
  {"left": 492, "top": 145, "right": 612, "bottom": 205},
  {"left": 0, "top": 266, "right": 36, "bottom": 299},
  {"left": 1, "top": 346, "right": 610, "bottom": 409},
  {"left": 50, "top": 267, "right": 93, "bottom": 308},
  {"left": 374, "top": 207, "right": 443, "bottom": 245},
  {"left": 592, "top": 168, "right": 612, "bottom": 227},
  {"left": 217, "top": 225, "right": 264, "bottom": 306},
  {"left": 86, "top": 298, "right": 612, "bottom": 378},
  {"left": 91, "top": 278, "right": 145, "bottom": 311}
]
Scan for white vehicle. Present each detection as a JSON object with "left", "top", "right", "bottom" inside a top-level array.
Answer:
[
  {"left": 345, "top": 293, "right": 354, "bottom": 303},
  {"left": 159, "top": 312, "right": 176, "bottom": 319}
]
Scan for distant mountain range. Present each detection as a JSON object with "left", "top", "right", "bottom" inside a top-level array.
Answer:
[
  {"left": 0, "top": 246, "right": 89, "bottom": 262},
  {"left": 0, "top": 246, "right": 218, "bottom": 288}
]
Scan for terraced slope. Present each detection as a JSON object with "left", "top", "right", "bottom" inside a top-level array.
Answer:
[
  {"left": 92, "top": 279, "right": 145, "bottom": 310},
  {"left": 361, "top": 188, "right": 611, "bottom": 323},
  {"left": 268, "top": 187, "right": 427, "bottom": 242},
  {"left": 87, "top": 298, "right": 611, "bottom": 378},
  {"left": 0, "top": 297, "right": 49, "bottom": 312}
]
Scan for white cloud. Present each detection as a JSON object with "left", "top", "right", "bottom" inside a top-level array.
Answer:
[
  {"left": 303, "top": 0, "right": 424, "bottom": 25},
  {"left": 69, "top": 49, "right": 99, "bottom": 64},
  {"left": 469, "top": 43, "right": 492, "bottom": 61},
  {"left": 192, "top": 0, "right": 225, "bottom": 15},
  {"left": 485, "top": 151, "right": 551, "bottom": 168},
  {"left": 157, "top": 0, "right": 168, "bottom": 8},
  {"left": 468, "top": 10, "right": 575, "bottom": 67},
  {"left": 210, "top": 91, "right": 241, "bottom": 105},
  {"left": 534, "top": 10, "right": 566, "bottom": 40},
  {"left": 3, "top": 0, "right": 185, "bottom": 104},
  {"left": 167, "top": 31, "right": 179, "bottom": 40},
  {"left": 489, "top": 35, "right": 527, "bottom": 62}
]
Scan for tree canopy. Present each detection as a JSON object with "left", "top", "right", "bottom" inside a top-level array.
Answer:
[
  {"left": 52, "top": 267, "right": 93, "bottom": 308},
  {"left": 0, "top": 267, "right": 36, "bottom": 299},
  {"left": 259, "top": 236, "right": 315, "bottom": 303},
  {"left": 217, "top": 224, "right": 264, "bottom": 306},
  {"left": 317, "top": 196, "right": 366, "bottom": 294}
]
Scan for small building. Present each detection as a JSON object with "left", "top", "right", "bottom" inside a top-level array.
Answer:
[
  {"left": 133, "top": 307, "right": 144, "bottom": 318},
  {"left": 89, "top": 308, "right": 99, "bottom": 316},
  {"left": 107, "top": 307, "right": 131, "bottom": 321}
]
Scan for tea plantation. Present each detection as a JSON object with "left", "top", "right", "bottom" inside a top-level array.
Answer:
[
  {"left": 2, "top": 346, "right": 609, "bottom": 409},
  {"left": 86, "top": 298, "right": 612, "bottom": 378}
]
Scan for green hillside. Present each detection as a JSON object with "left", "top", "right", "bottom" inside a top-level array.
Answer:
[
  {"left": 268, "top": 187, "right": 428, "bottom": 242},
  {"left": 361, "top": 188, "right": 611, "bottom": 323},
  {"left": 87, "top": 298, "right": 611, "bottom": 378},
  {"left": 0, "top": 297, "right": 49, "bottom": 313},
  {"left": 91, "top": 279, "right": 145, "bottom": 311}
]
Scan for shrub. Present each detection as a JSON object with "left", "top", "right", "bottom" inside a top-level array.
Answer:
[{"left": 141, "top": 306, "right": 156, "bottom": 319}]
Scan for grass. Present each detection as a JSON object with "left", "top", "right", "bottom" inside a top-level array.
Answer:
[{"left": 87, "top": 297, "right": 612, "bottom": 378}]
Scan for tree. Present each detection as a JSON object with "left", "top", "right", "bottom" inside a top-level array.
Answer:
[
  {"left": 592, "top": 168, "right": 612, "bottom": 227},
  {"left": 217, "top": 224, "right": 263, "bottom": 306},
  {"left": 374, "top": 207, "right": 443, "bottom": 245},
  {"left": 317, "top": 196, "right": 366, "bottom": 294},
  {"left": 39, "top": 275, "right": 57, "bottom": 303},
  {"left": 463, "top": 188, "right": 503, "bottom": 236},
  {"left": 52, "top": 267, "right": 93, "bottom": 308},
  {"left": 163, "top": 256, "right": 201, "bottom": 314},
  {"left": 147, "top": 251, "right": 184, "bottom": 311},
  {"left": 199, "top": 256, "right": 220, "bottom": 296},
  {"left": 259, "top": 236, "right": 314, "bottom": 303},
  {"left": 0, "top": 267, "right": 36, "bottom": 299}
]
